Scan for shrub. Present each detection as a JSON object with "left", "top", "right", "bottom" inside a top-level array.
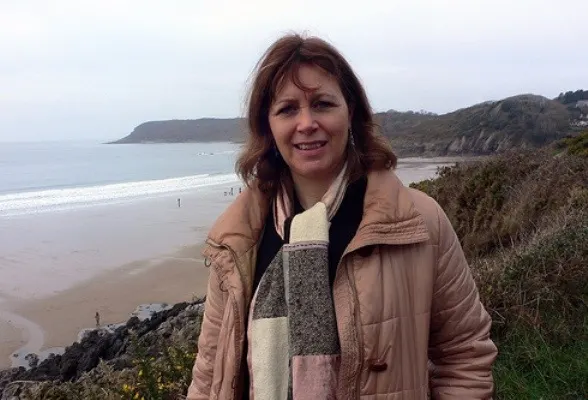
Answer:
[{"left": 410, "top": 150, "right": 588, "bottom": 258}]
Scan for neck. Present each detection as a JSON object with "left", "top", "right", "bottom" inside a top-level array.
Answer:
[
  {"left": 292, "top": 168, "right": 341, "bottom": 210},
  {"left": 293, "top": 176, "right": 330, "bottom": 210}
]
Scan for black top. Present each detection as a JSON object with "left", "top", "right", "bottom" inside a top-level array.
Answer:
[
  {"left": 253, "top": 176, "right": 367, "bottom": 292},
  {"left": 242, "top": 177, "right": 367, "bottom": 398}
]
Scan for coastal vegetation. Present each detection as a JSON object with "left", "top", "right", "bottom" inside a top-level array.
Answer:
[{"left": 411, "top": 140, "right": 588, "bottom": 398}]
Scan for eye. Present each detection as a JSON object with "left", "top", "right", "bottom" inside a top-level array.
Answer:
[
  {"left": 314, "top": 100, "right": 334, "bottom": 110},
  {"left": 276, "top": 104, "right": 297, "bottom": 115}
]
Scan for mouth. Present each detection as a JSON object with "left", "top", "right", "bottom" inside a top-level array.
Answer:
[{"left": 294, "top": 141, "right": 327, "bottom": 150}]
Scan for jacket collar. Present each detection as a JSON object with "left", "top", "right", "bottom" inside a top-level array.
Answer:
[
  {"left": 348, "top": 168, "right": 430, "bottom": 251},
  {"left": 206, "top": 167, "right": 429, "bottom": 260}
]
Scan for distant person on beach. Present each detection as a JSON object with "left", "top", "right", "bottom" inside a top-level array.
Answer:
[
  {"left": 187, "top": 34, "right": 497, "bottom": 400},
  {"left": 177, "top": 198, "right": 181, "bottom": 208},
  {"left": 95, "top": 311, "right": 100, "bottom": 328}
]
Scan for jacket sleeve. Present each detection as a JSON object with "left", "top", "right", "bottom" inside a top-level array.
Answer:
[
  {"left": 186, "top": 262, "right": 226, "bottom": 400},
  {"left": 428, "top": 203, "right": 498, "bottom": 399}
]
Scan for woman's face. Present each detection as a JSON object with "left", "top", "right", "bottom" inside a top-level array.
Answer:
[{"left": 268, "top": 64, "right": 351, "bottom": 184}]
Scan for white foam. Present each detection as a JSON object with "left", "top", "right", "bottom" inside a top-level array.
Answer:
[
  {"left": 0, "top": 173, "right": 240, "bottom": 217},
  {"left": 0, "top": 309, "right": 45, "bottom": 369}
]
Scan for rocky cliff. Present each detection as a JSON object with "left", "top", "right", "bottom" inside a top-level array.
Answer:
[
  {"left": 109, "top": 118, "right": 247, "bottom": 144},
  {"left": 378, "top": 94, "right": 572, "bottom": 156}
]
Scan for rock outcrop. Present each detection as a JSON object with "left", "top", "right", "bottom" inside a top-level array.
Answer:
[
  {"left": 0, "top": 300, "right": 204, "bottom": 397},
  {"left": 108, "top": 119, "right": 246, "bottom": 144}
]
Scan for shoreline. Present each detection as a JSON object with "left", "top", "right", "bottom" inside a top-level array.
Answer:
[
  {"left": 0, "top": 244, "right": 210, "bottom": 370},
  {"left": 0, "top": 322, "right": 21, "bottom": 371}
]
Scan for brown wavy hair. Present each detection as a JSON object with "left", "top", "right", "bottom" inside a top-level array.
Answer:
[{"left": 236, "top": 33, "right": 397, "bottom": 194}]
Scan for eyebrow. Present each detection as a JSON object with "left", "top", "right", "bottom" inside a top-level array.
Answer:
[{"left": 272, "top": 91, "right": 338, "bottom": 107}]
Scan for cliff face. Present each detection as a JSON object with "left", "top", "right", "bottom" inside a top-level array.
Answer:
[
  {"left": 378, "top": 94, "right": 572, "bottom": 156},
  {"left": 110, "top": 94, "right": 573, "bottom": 156},
  {"left": 109, "top": 118, "right": 247, "bottom": 144}
]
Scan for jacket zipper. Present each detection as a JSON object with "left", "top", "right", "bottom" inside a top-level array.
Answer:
[
  {"left": 334, "top": 245, "right": 364, "bottom": 400},
  {"left": 206, "top": 239, "right": 246, "bottom": 400},
  {"left": 345, "top": 252, "right": 364, "bottom": 399}
]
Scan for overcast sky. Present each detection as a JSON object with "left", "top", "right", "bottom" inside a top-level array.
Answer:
[{"left": 1, "top": 0, "right": 586, "bottom": 142}]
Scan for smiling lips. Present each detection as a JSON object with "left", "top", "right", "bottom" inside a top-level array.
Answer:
[{"left": 294, "top": 141, "right": 327, "bottom": 150}]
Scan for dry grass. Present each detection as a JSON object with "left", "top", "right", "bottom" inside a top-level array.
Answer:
[{"left": 473, "top": 208, "right": 588, "bottom": 342}]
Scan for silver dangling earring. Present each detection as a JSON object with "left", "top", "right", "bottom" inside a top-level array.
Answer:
[{"left": 349, "top": 128, "right": 356, "bottom": 147}]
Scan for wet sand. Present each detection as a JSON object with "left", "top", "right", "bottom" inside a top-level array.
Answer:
[
  {"left": 0, "top": 244, "right": 210, "bottom": 369},
  {"left": 0, "top": 186, "right": 235, "bottom": 302},
  {"left": 0, "top": 321, "right": 23, "bottom": 370}
]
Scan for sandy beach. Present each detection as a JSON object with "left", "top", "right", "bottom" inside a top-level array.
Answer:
[
  {"left": 0, "top": 180, "right": 239, "bottom": 370},
  {"left": 0, "top": 243, "right": 210, "bottom": 370}
]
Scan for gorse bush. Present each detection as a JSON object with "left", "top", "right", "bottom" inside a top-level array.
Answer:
[
  {"left": 17, "top": 339, "right": 198, "bottom": 400},
  {"left": 410, "top": 150, "right": 588, "bottom": 258},
  {"left": 18, "top": 362, "right": 133, "bottom": 399},
  {"left": 413, "top": 150, "right": 588, "bottom": 399},
  {"left": 120, "top": 339, "right": 196, "bottom": 400},
  {"left": 559, "top": 131, "right": 588, "bottom": 157}
]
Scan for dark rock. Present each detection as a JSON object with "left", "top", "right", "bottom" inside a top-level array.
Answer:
[
  {"left": 0, "top": 299, "right": 205, "bottom": 395},
  {"left": 126, "top": 316, "right": 140, "bottom": 329},
  {"left": 24, "top": 354, "right": 38, "bottom": 369}
]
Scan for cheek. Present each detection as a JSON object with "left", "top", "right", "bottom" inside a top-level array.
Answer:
[
  {"left": 268, "top": 120, "right": 287, "bottom": 145},
  {"left": 325, "top": 111, "right": 349, "bottom": 135},
  {"left": 327, "top": 119, "right": 349, "bottom": 146}
]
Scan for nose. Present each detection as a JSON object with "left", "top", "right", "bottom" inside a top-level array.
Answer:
[{"left": 296, "top": 106, "right": 318, "bottom": 134}]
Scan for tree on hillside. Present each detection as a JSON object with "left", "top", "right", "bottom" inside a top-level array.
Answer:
[{"left": 556, "top": 89, "right": 588, "bottom": 105}]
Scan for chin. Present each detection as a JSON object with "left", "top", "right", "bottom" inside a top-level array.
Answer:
[{"left": 292, "top": 164, "right": 333, "bottom": 181}]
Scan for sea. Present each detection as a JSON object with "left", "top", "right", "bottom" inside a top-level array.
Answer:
[
  {"left": 0, "top": 141, "right": 241, "bottom": 218},
  {"left": 0, "top": 140, "right": 457, "bottom": 217}
]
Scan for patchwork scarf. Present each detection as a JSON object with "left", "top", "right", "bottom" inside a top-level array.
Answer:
[{"left": 246, "top": 164, "right": 349, "bottom": 400}]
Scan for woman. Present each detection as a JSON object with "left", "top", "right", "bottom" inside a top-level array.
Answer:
[{"left": 187, "top": 34, "right": 497, "bottom": 400}]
